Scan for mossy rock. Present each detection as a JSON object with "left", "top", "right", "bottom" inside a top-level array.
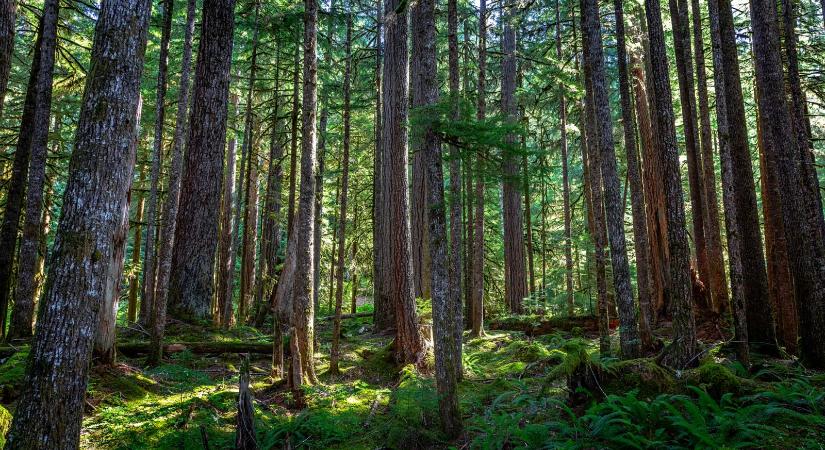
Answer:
[
  {"left": 0, "top": 404, "right": 11, "bottom": 448},
  {"left": 686, "top": 362, "right": 756, "bottom": 398},
  {"left": 603, "top": 358, "right": 677, "bottom": 397}
]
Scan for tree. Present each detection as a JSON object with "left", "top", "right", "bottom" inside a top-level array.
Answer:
[
  {"left": 691, "top": 0, "right": 728, "bottom": 314},
  {"left": 501, "top": 0, "right": 527, "bottom": 314},
  {"left": 330, "top": 6, "right": 353, "bottom": 375},
  {"left": 411, "top": 0, "right": 462, "bottom": 436},
  {"left": 0, "top": 0, "right": 14, "bottom": 116},
  {"left": 5, "top": 0, "right": 60, "bottom": 340},
  {"left": 556, "top": 0, "right": 574, "bottom": 318},
  {"left": 218, "top": 94, "right": 241, "bottom": 327},
  {"left": 289, "top": 0, "right": 320, "bottom": 385},
  {"left": 4, "top": 0, "right": 152, "bottom": 444},
  {"left": 749, "top": 0, "right": 825, "bottom": 368},
  {"left": 614, "top": 0, "right": 654, "bottom": 350},
  {"left": 149, "top": 0, "right": 198, "bottom": 365},
  {"left": 644, "top": 0, "right": 696, "bottom": 368},
  {"left": 168, "top": 0, "right": 236, "bottom": 321},
  {"left": 140, "top": 0, "right": 175, "bottom": 327},
  {"left": 470, "top": 0, "right": 488, "bottom": 338},
  {"left": 381, "top": 0, "right": 426, "bottom": 365}
]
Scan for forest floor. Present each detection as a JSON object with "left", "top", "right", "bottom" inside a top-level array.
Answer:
[{"left": 2, "top": 306, "right": 825, "bottom": 449}]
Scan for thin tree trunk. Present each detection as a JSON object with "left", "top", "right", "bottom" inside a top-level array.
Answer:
[
  {"left": 471, "top": 0, "right": 487, "bottom": 338},
  {"left": 614, "top": 0, "right": 653, "bottom": 351},
  {"left": 141, "top": 0, "right": 174, "bottom": 327},
  {"left": 168, "top": 0, "right": 236, "bottom": 321},
  {"left": 5, "top": 1, "right": 151, "bottom": 445},
  {"left": 750, "top": 0, "right": 825, "bottom": 367},
  {"left": 523, "top": 153, "right": 536, "bottom": 296},
  {"left": 217, "top": 94, "right": 240, "bottom": 327},
  {"left": 411, "top": 21, "right": 432, "bottom": 302},
  {"left": 240, "top": 4, "right": 262, "bottom": 323},
  {"left": 3, "top": 0, "right": 59, "bottom": 341},
  {"left": 350, "top": 238, "right": 359, "bottom": 314},
  {"left": 287, "top": 37, "right": 300, "bottom": 241},
  {"left": 645, "top": 0, "right": 696, "bottom": 369},
  {"left": 149, "top": 0, "right": 197, "bottom": 364},
  {"left": 556, "top": 0, "right": 574, "bottom": 317},
  {"left": 330, "top": 8, "right": 352, "bottom": 375},
  {"left": 128, "top": 164, "right": 147, "bottom": 324},
  {"left": 382, "top": 0, "right": 426, "bottom": 365}
]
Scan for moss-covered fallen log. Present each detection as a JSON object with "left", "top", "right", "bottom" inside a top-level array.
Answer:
[
  {"left": 488, "top": 315, "right": 598, "bottom": 336},
  {"left": 319, "top": 311, "right": 373, "bottom": 321}
]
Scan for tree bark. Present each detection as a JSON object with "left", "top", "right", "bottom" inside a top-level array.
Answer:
[
  {"left": 382, "top": 0, "right": 426, "bottom": 365},
  {"left": 330, "top": 9, "right": 352, "bottom": 375},
  {"left": 556, "top": 0, "right": 574, "bottom": 317},
  {"left": 168, "top": 0, "right": 236, "bottom": 321},
  {"left": 471, "top": 0, "right": 487, "bottom": 338},
  {"left": 644, "top": 0, "right": 696, "bottom": 369},
  {"left": 240, "top": 4, "right": 262, "bottom": 323},
  {"left": 614, "top": 0, "right": 653, "bottom": 351},
  {"left": 127, "top": 164, "right": 147, "bottom": 324},
  {"left": 750, "top": 0, "right": 825, "bottom": 366},
  {"left": 289, "top": 0, "right": 320, "bottom": 384},
  {"left": 5, "top": 1, "right": 151, "bottom": 445},
  {"left": 217, "top": 94, "right": 240, "bottom": 327},
  {"left": 412, "top": 0, "right": 462, "bottom": 434},
  {"left": 714, "top": 0, "right": 773, "bottom": 352},
  {"left": 140, "top": 0, "right": 174, "bottom": 327},
  {"left": 0, "top": 0, "right": 15, "bottom": 117},
  {"left": 691, "top": 0, "right": 728, "bottom": 314},
  {"left": 287, "top": 38, "right": 300, "bottom": 241},
  {"left": 707, "top": 0, "right": 749, "bottom": 365},
  {"left": 667, "top": 0, "right": 710, "bottom": 306},
  {"left": 501, "top": 0, "right": 527, "bottom": 314},
  {"left": 149, "top": 0, "right": 197, "bottom": 364},
  {"left": 3, "top": 0, "right": 59, "bottom": 341}
]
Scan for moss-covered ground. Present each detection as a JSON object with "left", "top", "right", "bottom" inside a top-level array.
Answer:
[{"left": 2, "top": 307, "right": 824, "bottom": 449}]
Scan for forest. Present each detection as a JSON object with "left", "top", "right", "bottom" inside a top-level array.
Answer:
[{"left": 0, "top": 0, "right": 824, "bottom": 447}]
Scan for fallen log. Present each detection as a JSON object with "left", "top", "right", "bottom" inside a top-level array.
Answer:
[
  {"left": 488, "top": 315, "right": 598, "bottom": 336},
  {"left": 116, "top": 341, "right": 273, "bottom": 357},
  {"left": 319, "top": 311, "right": 372, "bottom": 321}
]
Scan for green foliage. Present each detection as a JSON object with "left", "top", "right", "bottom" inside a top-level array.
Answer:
[{"left": 0, "top": 404, "right": 11, "bottom": 448}]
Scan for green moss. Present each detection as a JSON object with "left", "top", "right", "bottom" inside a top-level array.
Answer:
[
  {"left": 687, "top": 361, "right": 755, "bottom": 398},
  {"left": 604, "top": 358, "right": 677, "bottom": 397},
  {"left": 0, "top": 349, "right": 28, "bottom": 388},
  {"left": 0, "top": 404, "right": 11, "bottom": 448}
]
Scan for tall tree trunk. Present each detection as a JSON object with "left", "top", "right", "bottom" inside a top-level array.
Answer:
[
  {"left": 578, "top": 3, "right": 611, "bottom": 355},
  {"left": 287, "top": 37, "right": 300, "bottom": 241},
  {"left": 691, "top": 0, "right": 728, "bottom": 315},
  {"left": 2, "top": 0, "right": 59, "bottom": 341},
  {"left": 501, "top": 0, "right": 527, "bottom": 314},
  {"left": 707, "top": 0, "right": 749, "bottom": 365},
  {"left": 240, "top": 4, "right": 261, "bottom": 323},
  {"left": 382, "top": 0, "right": 426, "bottom": 365},
  {"left": 5, "top": 1, "right": 151, "bottom": 445},
  {"left": 556, "top": 0, "right": 574, "bottom": 317},
  {"left": 141, "top": 0, "right": 174, "bottom": 327},
  {"left": 614, "top": 0, "right": 654, "bottom": 350},
  {"left": 713, "top": 0, "right": 773, "bottom": 352},
  {"left": 217, "top": 94, "right": 240, "bottom": 327},
  {"left": 644, "top": 0, "right": 696, "bottom": 369},
  {"left": 330, "top": 8, "right": 352, "bottom": 375},
  {"left": 127, "top": 164, "right": 147, "bottom": 324},
  {"left": 750, "top": 0, "right": 825, "bottom": 367},
  {"left": 0, "top": 0, "right": 15, "bottom": 117},
  {"left": 412, "top": 0, "right": 462, "bottom": 435},
  {"left": 289, "top": 0, "right": 320, "bottom": 385},
  {"left": 372, "top": 0, "right": 394, "bottom": 333},
  {"left": 667, "top": 0, "right": 710, "bottom": 307},
  {"left": 149, "top": 0, "right": 197, "bottom": 364},
  {"left": 447, "top": 0, "right": 464, "bottom": 373},
  {"left": 411, "top": 30, "right": 432, "bottom": 302},
  {"left": 471, "top": 0, "right": 487, "bottom": 337},
  {"left": 523, "top": 152, "right": 536, "bottom": 296},
  {"left": 168, "top": 0, "right": 236, "bottom": 321}
]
